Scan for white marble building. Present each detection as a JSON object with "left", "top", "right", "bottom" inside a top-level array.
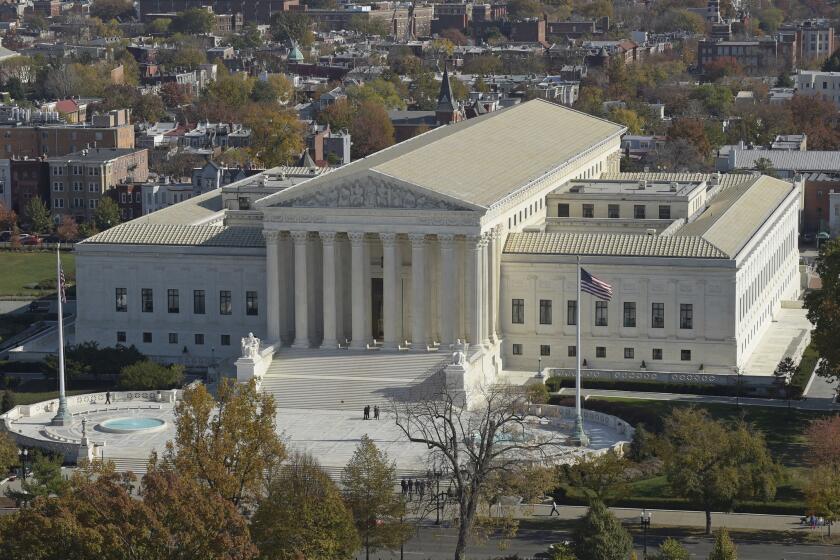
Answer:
[{"left": 74, "top": 100, "right": 800, "bottom": 394}]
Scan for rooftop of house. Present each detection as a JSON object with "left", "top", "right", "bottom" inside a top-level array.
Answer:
[{"left": 47, "top": 148, "right": 145, "bottom": 164}]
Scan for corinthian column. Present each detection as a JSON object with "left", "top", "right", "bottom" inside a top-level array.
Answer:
[
  {"left": 438, "top": 234, "right": 457, "bottom": 349},
  {"left": 291, "top": 231, "right": 310, "bottom": 349},
  {"left": 320, "top": 232, "right": 337, "bottom": 349},
  {"left": 349, "top": 232, "right": 367, "bottom": 349},
  {"left": 465, "top": 235, "right": 482, "bottom": 349},
  {"left": 489, "top": 227, "right": 500, "bottom": 343},
  {"left": 409, "top": 233, "right": 428, "bottom": 351},
  {"left": 381, "top": 233, "right": 401, "bottom": 350},
  {"left": 264, "top": 231, "right": 281, "bottom": 342}
]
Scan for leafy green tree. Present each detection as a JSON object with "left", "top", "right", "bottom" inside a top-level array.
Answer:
[
  {"left": 24, "top": 197, "right": 51, "bottom": 233},
  {"left": 271, "top": 12, "right": 314, "bottom": 47},
  {"left": 655, "top": 537, "right": 690, "bottom": 560},
  {"left": 562, "top": 452, "right": 630, "bottom": 504},
  {"left": 708, "top": 527, "right": 737, "bottom": 560},
  {"left": 171, "top": 8, "right": 215, "bottom": 35},
  {"left": 1, "top": 390, "right": 15, "bottom": 414},
  {"left": 93, "top": 197, "right": 121, "bottom": 231},
  {"left": 753, "top": 157, "right": 779, "bottom": 178},
  {"left": 118, "top": 360, "right": 184, "bottom": 390},
  {"left": 777, "top": 71, "right": 794, "bottom": 88},
  {"left": 341, "top": 435, "right": 409, "bottom": 560},
  {"left": 7, "top": 452, "right": 68, "bottom": 503},
  {"left": 824, "top": 46, "right": 840, "bottom": 72},
  {"left": 166, "top": 379, "right": 286, "bottom": 509},
  {"left": 252, "top": 451, "right": 360, "bottom": 560},
  {"left": 572, "top": 499, "right": 632, "bottom": 560},
  {"left": 663, "top": 408, "right": 780, "bottom": 534},
  {"left": 0, "top": 431, "right": 16, "bottom": 476},
  {"left": 91, "top": 0, "right": 135, "bottom": 20},
  {"left": 805, "top": 240, "right": 840, "bottom": 388},
  {"left": 147, "top": 17, "right": 172, "bottom": 34},
  {"left": 347, "top": 78, "right": 406, "bottom": 110},
  {"left": 609, "top": 108, "right": 645, "bottom": 134},
  {"left": 628, "top": 422, "right": 657, "bottom": 462},
  {"left": 241, "top": 104, "right": 305, "bottom": 167},
  {"left": 543, "top": 542, "right": 577, "bottom": 560},
  {"left": 806, "top": 465, "right": 840, "bottom": 536}
]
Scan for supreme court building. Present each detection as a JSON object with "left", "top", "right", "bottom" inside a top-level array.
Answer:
[{"left": 75, "top": 100, "right": 801, "bottom": 396}]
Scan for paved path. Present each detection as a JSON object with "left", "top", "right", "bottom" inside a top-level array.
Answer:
[{"left": 556, "top": 387, "right": 837, "bottom": 411}]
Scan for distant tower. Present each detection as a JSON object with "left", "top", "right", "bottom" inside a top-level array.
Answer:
[{"left": 435, "top": 65, "right": 463, "bottom": 125}]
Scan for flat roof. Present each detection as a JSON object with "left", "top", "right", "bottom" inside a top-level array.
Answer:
[{"left": 553, "top": 179, "right": 704, "bottom": 197}]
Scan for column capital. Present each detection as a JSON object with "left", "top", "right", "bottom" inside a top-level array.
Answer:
[
  {"left": 348, "top": 231, "right": 366, "bottom": 245},
  {"left": 380, "top": 232, "right": 398, "bottom": 247},
  {"left": 264, "top": 230, "right": 282, "bottom": 243},
  {"left": 408, "top": 233, "right": 427, "bottom": 246},
  {"left": 319, "top": 231, "right": 337, "bottom": 244},
  {"left": 438, "top": 233, "right": 456, "bottom": 248},
  {"left": 290, "top": 230, "right": 309, "bottom": 244}
]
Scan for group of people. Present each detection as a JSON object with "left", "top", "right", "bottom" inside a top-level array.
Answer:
[
  {"left": 362, "top": 405, "right": 380, "bottom": 420},
  {"left": 400, "top": 477, "right": 426, "bottom": 501},
  {"left": 803, "top": 514, "right": 829, "bottom": 528}
]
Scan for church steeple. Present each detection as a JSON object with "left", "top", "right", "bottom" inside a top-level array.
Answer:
[{"left": 435, "top": 64, "right": 462, "bottom": 125}]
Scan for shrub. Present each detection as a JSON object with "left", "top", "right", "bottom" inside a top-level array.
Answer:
[
  {"left": 45, "top": 342, "right": 145, "bottom": 380},
  {"left": 118, "top": 361, "right": 184, "bottom": 390}
]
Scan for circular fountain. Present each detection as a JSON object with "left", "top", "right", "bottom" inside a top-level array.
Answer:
[{"left": 97, "top": 417, "right": 167, "bottom": 434}]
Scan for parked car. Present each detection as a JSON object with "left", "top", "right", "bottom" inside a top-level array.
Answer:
[
  {"left": 20, "top": 234, "right": 42, "bottom": 245},
  {"left": 817, "top": 232, "right": 830, "bottom": 241},
  {"left": 42, "top": 234, "right": 61, "bottom": 244},
  {"left": 0, "top": 230, "right": 11, "bottom": 242}
]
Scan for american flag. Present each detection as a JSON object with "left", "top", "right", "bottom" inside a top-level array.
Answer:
[
  {"left": 580, "top": 268, "right": 612, "bottom": 301},
  {"left": 59, "top": 261, "right": 67, "bottom": 304}
]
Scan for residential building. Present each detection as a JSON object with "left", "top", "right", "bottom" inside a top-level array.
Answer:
[
  {"left": 698, "top": 36, "right": 797, "bottom": 75},
  {"left": 781, "top": 19, "right": 834, "bottom": 63},
  {"left": 107, "top": 184, "right": 143, "bottom": 222},
  {"left": 9, "top": 158, "right": 49, "bottom": 217},
  {"left": 141, "top": 181, "right": 195, "bottom": 215},
  {"left": 795, "top": 70, "right": 840, "bottom": 107},
  {"left": 137, "top": 0, "right": 299, "bottom": 24},
  {"left": 47, "top": 148, "right": 149, "bottom": 222}
]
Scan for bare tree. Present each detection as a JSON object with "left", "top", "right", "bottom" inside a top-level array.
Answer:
[{"left": 392, "top": 379, "right": 566, "bottom": 560}]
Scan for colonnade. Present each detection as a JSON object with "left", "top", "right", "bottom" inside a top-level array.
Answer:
[{"left": 263, "top": 228, "right": 503, "bottom": 351}]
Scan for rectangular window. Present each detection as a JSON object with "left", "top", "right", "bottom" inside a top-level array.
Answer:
[
  {"left": 652, "top": 348, "right": 663, "bottom": 360},
  {"left": 557, "top": 203, "right": 569, "bottom": 217},
  {"left": 651, "top": 302, "right": 664, "bottom": 328},
  {"left": 221, "top": 334, "right": 231, "bottom": 346},
  {"left": 680, "top": 304, "right": 693, "bottom": 329},
  {"left": 568, "top": 345, "right": 576, "bottom": 357},
  {"left": 540, "top": 344, "right": 550, "bottom": 356},
  {"left": 115, "top": 288, "right": 127, "bottom": 312},
  {"left": 608, "top": 204, "right": 620, "bottom": 218},
  {"left": 511, "top": 299, "right": 524, "bottom": 324},
  {"left": 659, "top": 205, "right": 671, "bottom": 219},
  {"left": 141, "top": 288, "right": 153, "bottom": 313},
  {"left": 681, "top": 349, "right": 691, "bottom": 361},
  {"left": 623, "top": 302, "right": 636, "bottom": 327},
  {"left": 167, "top": 289, "right": 179, "bottom": 313},
  {"left": 634, "top": 205, "right": 646, "bottom": 219},
  {"left": 512, "top": 343, "right": 523, "bottom": 355},
  {"left": 219, "top": 291, "right": 232, "bottom": 315},
  {"left": 582, "top": 203, "right": 594, "bottom": 218},
  {"left": 117, "top": 331, "right": 126, "bottom": 343},
  {"left": 567, "top": 300, "right": 577, "bottom": 325},
  {"left": 246, "top": 291, "right": 258, "bottom": 316},
  {"left": 193, "top": 290, "right": 205, "bottom": 314},
  {"left": 168, "top": 332, "right": 178, "bottom": 344},
  {"left": 142, "top": 332, "right": 152, "bottom": 343},
  {"left": 595, "top": 301, "right": 608, "bottom": 326},
  {"left": 624, "top": 347, "right": 634, "bottom": 359},
  {"left": 195, "top": 333, "right": 205, "bottom": 345},
  {"left": 596, "top": 346, "right": 606, "bottom": 358},
  {"left": 539, "top": 299, "right": 552, "bottom": 325}
]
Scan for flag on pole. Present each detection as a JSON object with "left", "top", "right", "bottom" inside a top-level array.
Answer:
[
  {"left": 58, "top": 258, "right": 67, "bottom": 304},
  {"left": 580, "top": 268, "right": 612, "bottom": 301}
]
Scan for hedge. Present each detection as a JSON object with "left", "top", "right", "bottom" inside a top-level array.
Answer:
[{"left": 544, "top": 376, "right": 764, "bottom": 398}]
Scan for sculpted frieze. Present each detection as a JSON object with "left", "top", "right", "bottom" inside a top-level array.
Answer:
[{"left": 275, "top": 178, "right": 470, "bottom": 211}]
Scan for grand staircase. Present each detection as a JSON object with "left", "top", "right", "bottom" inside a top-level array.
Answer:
[{"left": 260, "top": 348, "right": 450, "bottom": 410}]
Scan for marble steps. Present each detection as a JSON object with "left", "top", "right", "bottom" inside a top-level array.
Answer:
[{"left": 261, "top": 349, "right": 449, "bottom": 410}]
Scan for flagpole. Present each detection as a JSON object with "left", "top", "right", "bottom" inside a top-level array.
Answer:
[
  {"left": 51, "top": 243, "right": 71, "bottom": 426},
  {"left": 573, "top": 255, "right": 589, "bottom": 447}
]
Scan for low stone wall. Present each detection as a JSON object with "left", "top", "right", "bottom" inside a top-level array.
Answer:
[
  {"left": 548, "top": 367, "right": 775, "bottom": 387},
  {"left": 522, "top": 402, "right": 634, "bottom": 456}
]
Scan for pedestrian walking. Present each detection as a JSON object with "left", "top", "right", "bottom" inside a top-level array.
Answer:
[
  {"left": 418, "top": 479, "right": 425, "bottom": 500},
  {"left": 400, "top": 479, "right": 408, "bottom": 496},
  {"left": 105, "top": 391, "right": 111, "bottom": 404},
  {"left": 408, "top": 478, "right": 414, "bottom": 498},
  {"left": 363, "top": 405, "right": 370, "bottom": 420},
  {"left": 549, "top": 500, "right": 559, "bottom": 516},
  {"left": 374, "top": 405, "right": 380, "bottom": 419}
]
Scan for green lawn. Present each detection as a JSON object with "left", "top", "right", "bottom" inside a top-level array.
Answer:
[
  {"left": 0, "top": 250, "right": 75, "bottom": 297},
  {"left": 1, "top": 378, "right": 115, "bottom": 407},
  {"left": 551, "top": 396, "right": 830, "bottom": 513}
]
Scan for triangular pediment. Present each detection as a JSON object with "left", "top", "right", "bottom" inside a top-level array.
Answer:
[{"left": 270, "top": 171, "right": 478, "bottom": 211}]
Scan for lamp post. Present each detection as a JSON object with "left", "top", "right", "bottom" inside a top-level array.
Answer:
[
  {"left": 433, "top": 469, "right": 442, "bottom": 525},
  {"left": 640, "top": 509, "right": 652, "bottom": 559},
  {"left": 735, "top": 367, "right": 743, "bottom": 407},
  {"left": 536, "top": 354, "right": 544, "bottom": 378},
  {"left": 18, "top": 448, "right": 28, "bottom": 482}
]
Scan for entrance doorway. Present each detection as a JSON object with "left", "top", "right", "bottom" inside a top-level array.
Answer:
[{"left": 371, "top": 278, "right": 384, "bottom": 339}]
